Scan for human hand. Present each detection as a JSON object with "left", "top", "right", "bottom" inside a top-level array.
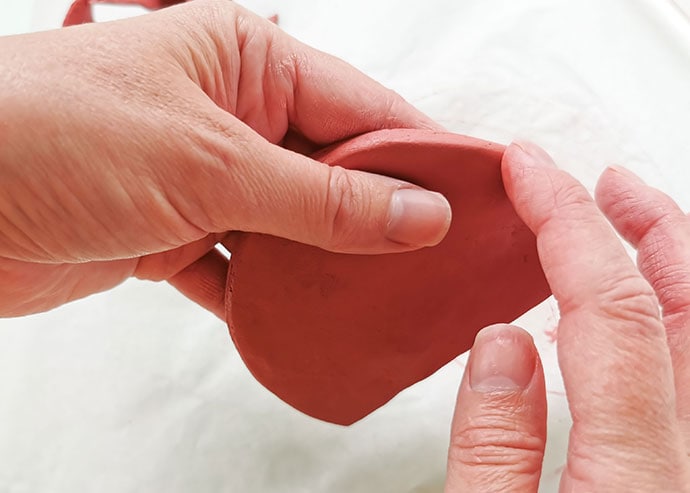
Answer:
[
  {"left": 0, "top": 0, "right": 450, "bottom": 317},
  {"left": 443, "top": 142, "right": 690, "bottom": 491}
]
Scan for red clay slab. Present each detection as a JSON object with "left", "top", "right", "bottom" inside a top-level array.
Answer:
[{"left": 226, "top": 129, "right": 550, "bottom": 425}]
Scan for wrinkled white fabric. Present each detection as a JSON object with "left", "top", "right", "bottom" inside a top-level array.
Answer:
[{"left": 1, "top": 0, "right": 689, "bottom": 491}]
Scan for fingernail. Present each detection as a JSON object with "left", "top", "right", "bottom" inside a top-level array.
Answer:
[
  {"left": 386, "top": 188, "right": 452, "bottom": 247},
  {"left": 469, "top": 324, "right": 536, "bottom": 393},
  {"left": 608, "top": 165, "right": 644, "bottom": 184},
  {"left": 512, "top": 141, "right": 557, "bottom": 168}
]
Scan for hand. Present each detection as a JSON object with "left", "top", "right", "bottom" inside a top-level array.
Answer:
[
  {"left": 0, "top": 0, "right": 450, "bottom": 317},
  {"left": 443, "top": 142, "right": 690, "bottom": 491}
]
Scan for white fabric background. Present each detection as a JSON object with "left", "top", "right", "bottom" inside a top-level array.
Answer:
[{"left": 1, "top": 0, "right": 689, "bottom": 491}]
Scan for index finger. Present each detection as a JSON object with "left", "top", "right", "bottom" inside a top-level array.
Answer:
[
  {"left": 202, "top": 1, "right": 442, "bottom": 143},
  {"left": 502, "top": 142, "right": 686, "bottom": 489},
  {"left": 277, "top": 41, "right": 443, "bottom": 142}
]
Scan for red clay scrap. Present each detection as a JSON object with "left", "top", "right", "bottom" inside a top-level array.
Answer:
[
  {"left": 63, "top": 0, "right": 185, "bottom": 26},
  {"left": 63, "top": 0, "right": 279, "bottom": 26}
]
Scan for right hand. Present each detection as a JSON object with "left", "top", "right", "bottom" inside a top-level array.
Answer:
[{"left": 444, "top": 142, "right": 690, "bottom": 492}]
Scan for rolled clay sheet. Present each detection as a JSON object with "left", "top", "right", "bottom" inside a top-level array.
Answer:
[{"left": 225, "top": 129, "right": 551, "bottom": 425}]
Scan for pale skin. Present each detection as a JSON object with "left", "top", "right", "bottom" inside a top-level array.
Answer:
[
  {"left": 1, "top": 1, "right": 687, "bottom": 491},
  {"left": 0, "top": 0, "right": 450, "bottom": 317},
  {"left": 446, "top": 143, "right": 690, "bottom": 492}
]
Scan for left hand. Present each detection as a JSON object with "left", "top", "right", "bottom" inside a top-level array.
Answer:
[{"left": 0, "top": 0, "right": 447, "bottom": 317}]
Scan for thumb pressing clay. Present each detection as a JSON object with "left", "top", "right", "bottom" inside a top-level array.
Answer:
[{"left": 225, "top": 129, "right": 550, "bottom": 425}]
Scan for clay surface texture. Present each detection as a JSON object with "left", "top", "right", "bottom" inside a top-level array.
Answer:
[{"left": 225, "top": 129, "right": 551, "bottom": 425}]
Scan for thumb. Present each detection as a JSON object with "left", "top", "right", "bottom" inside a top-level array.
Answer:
[
  {"left": 215, "top": 129, "right": 452, "bottom": 254},
  {"left": 445, "top": 324, "right": 546, "bottom": 493}
]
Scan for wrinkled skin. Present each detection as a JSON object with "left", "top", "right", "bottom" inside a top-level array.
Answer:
[
  {"left": 444, "top": 142, "right": 690, "bottom": 492},
  {"left": 0, "top": 0, "right": 448, "bottom": 317}
]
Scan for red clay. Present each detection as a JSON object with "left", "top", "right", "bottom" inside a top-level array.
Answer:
[
  {"left": 63, "top": 0, "right": 186, "bottom": 26},
  {"left": 63, "top": 0, "right": 279, "bottom": 26},
  {"left": 226, "top": 129, "right": 551, "bottom": 425}
]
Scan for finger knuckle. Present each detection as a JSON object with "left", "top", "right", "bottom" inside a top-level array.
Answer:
[
  {"left": 552, "top": 179, "right": 592, "bottom": 211},
  {"left": 593, "top": 275, "right": 661, "bottom": 331},
  {"left": 543, "top": 179, "right": 595, "bottom": 230},
  {"left": 380, "top": 92, "right": 407, "bottom": 124},
  {"left": 322, "top": 166, "right": 365, "bottom": 250},
  {"left": 196, "top": 0, "right": 235, "bottom": 17},
  {"left": 448, "top": 421, "right": 544, "bottom": 474},
  {"left": 527, "top": 173, "right": 593, "bottom": 233},
  {"left": 639, "top": 248, "right": 690, "bottom": 325},
  {"left": 565, "top": 435, "right": 690, "bottom": 491}
]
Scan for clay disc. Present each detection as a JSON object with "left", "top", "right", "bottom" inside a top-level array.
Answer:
[{"left": 226, "top": 129, "right": 550, "bottom": 425}]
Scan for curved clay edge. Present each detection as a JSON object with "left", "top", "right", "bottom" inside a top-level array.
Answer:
[{"left": 225, "top": 129, "right": 521, "bottom": 424}]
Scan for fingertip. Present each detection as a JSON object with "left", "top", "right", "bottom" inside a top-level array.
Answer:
[
  {"left": 511, "top": 140, "right": 557, "bottom": 168},
  {"left": 474, "top": 322, "right": 534, "bottom": 341},
  {"left": 385, "top": 188, "right": 452, "bottom": 248},
  {"left": 502, "top": 141, "right": 557, "bottom": 175},
  {"left": 607, "top": 164, "right": 645, "bottom": 183},
  {"left": 501, "top": 142, "right": 526, "bottom": 183},
  {"left": 501, "top": 140, "right": 557, "bottom": 208},
  {"left": 596, "top": 165, "right": 687, "bottom": 250},
  {"left": 469, "top": 323, "right": 538, "bottom": 393},
  {"left": 595, "top": 166, "right": 631, "bottom": 226},
  {"left": 595, "top": 165, "right": 643, "bottom": 206},
  {"left": 446, "top": 323, "right": 546, "bottom": 491}
]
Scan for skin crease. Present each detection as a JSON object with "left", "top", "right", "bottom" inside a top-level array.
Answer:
[
  {"left": 444, "top": 142, "right": 690, "bottom": 492},
  {"left": 0, "top": 0, "right": 450, "bottom": 317}
]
